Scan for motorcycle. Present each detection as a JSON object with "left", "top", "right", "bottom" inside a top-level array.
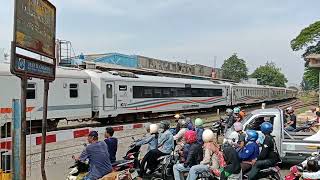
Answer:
[
  {"left": 67, "top": 140, "right": 141, "bottom": 180},
  {"left": 212, "top": 118, "right": 227, "bottom": 138},
  {"left": 66, "top": 160, "right": 89, "bottom": 180},
  {"left": 285, "top": 152, "right": 320, "bottom": 180},
  {"left": 293, "top": 120, "right": 317, "bottom": 133},
  {"left": 243, "top": 165, "right": 282, "bottom": 180}
]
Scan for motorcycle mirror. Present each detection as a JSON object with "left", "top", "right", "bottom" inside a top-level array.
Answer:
[{"left": 83, "top": 143, "right": 87, "bottom": 147}]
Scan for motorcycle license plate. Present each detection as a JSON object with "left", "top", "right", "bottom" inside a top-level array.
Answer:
[{"left": 130, "top": 170, "right": 138, "bottom": 179}]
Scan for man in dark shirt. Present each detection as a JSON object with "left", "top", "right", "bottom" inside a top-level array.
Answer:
[
  {"left": 248, "top": 122, "right": 280, "bottom": 180},
  {"left": 74, "top": 131, "right": 112, "bottom": 180},
  {"left": 104, "top": 127, "right": 118, "bottom": 163},
  {"left": 285, "top": 107, "right": 297, "bottom": 131}
]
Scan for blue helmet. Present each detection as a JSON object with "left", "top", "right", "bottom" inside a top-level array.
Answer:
[
  {"left": 261, "top": 122, "right": 273, "bottom": 134},
  {"left": 246, "top": 130, "right": 258, "bottom": 141}
]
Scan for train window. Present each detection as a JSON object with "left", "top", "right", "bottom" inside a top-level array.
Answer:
[
  {"left": 133, "top": 86, "right": 143, "bottom": 98},
  {"left": 119, "top": 85, "right": 127, "bottom": 91},
  {"left": 212, "top": 89, "right": 223, "bottom": 96},
  {"left": 154, "top": 88, "right": 162, "bottom": 98},
  {"left": 192, "top": 89, "right": 199, "bottom": 97},
  {"left": 170, "top": 88, "right": 178, "bottom": 97},
  {"left": 185, "top": 87, "right": 192, "bottom": 97},
  {"left": 162, "top": 88, "right": 170, "bottom": 97},
  {"left": 27, "top": 83, "right": 36, "bottom": 99},
  {"left": 144, "top": 88, "right": 153, "bottom": 98},
  {"left": 177, "top": 88, "right": 185, "bottom": 97},
  {"left": 106, "top": 84, "right": 113, "bottom": 98},
  {"left": 70, "top": 84, "right": 79, "bottom": 98}
]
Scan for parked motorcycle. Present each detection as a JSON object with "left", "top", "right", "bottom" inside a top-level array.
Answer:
[{"left": 293, "top": 120, "right": 317, "bottom": 133}]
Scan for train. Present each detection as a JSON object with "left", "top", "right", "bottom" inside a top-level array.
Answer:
[{"left": 0, "top": 63, "right": 297, "bottom": 130}]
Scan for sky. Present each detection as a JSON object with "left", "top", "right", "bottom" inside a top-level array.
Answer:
[{"left": 1, "top": 0, "right": 320, "bottom": 85}]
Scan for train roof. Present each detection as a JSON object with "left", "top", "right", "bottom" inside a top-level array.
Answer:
[
  {"left": 85, "top": 69, "right": 226, "bottom": 87},
  {"left": 0, "top": 63, "right": 90, "bottom": 79}
]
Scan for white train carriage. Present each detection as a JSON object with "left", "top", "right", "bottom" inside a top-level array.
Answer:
[
  {"left": 85, "top": 69, "right": 229, "bottom": 120},
  {"left": 0, "top": 63, "right": 92, "bottom": 128},
  {"left": 270, "top": 86, "right": 287, "bottom": 101},
  {"left": 231, "top": 83, "right": 271, "bottom": 105}
]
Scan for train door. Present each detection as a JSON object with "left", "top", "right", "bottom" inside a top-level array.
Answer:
[
  {"left": 103, "top": 82, "right": 116, "bottom": 111},
  {"left": 226, "top": 86, "right": 232, "bottom": 106}
]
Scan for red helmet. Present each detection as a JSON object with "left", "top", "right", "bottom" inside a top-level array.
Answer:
[{"left": 184, "top": 130, "right": 197, "bottom": 144}]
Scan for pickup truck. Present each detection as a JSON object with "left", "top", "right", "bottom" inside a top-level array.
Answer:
[{"left": 224, "top": 108, "right": 320, "bottom": 162}]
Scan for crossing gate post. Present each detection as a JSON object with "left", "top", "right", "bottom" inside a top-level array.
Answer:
[{"left": 12, "top": 99, "right": 21, "bottom": 180}]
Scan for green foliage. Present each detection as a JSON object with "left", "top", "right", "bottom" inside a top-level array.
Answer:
[
  {"left": 301, "top": 67, "right": 319, "bottom": 90},
  {"left": 291, "top": 21, "right": 320, "bottom": 51},
  {"left": 291, "top": 21, "right": 320, "bottom": 90},
  {"left": 221, "top": 54, "right": 248, "bottom": 82},
  {"left": 250, "top": 62, "right": 288, "bottom": 87}
]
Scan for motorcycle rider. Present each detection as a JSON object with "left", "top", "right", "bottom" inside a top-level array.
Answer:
[
  {"left": 173, "top": 130, "right": 203, "bottom": 180},
  {"left": 285, "top": 107, "right": 297, "bottom": 131},
  {"left": 74, "top": 131, "right": 112, "bottom": 180},
  {"left": 247, "top": 122, "right": 281, "bottom": 180},
  {"left": 185, "top": 117, "right": 194, "bottom": 130},
  {"left": 224, "top": 108, "right": 235, "bottom": 131},
  {"left": 224, "top": 122, "right": 245, "bottom": 150},
  {"left": 238, "top": 130, "right": 260, "bottom": 174},
  {"left": 195, "top": 118, "right": 205, "bottom": 144},
  {"left": 174, "top": 119, "right": 188, "bottom": 160},
  {"left": 104, "top": 127, "right": 118, "bottom": 163},
  {"left": 186, "top": 129, "right": 226, "bottom": 180},
  {"left": 135, "top": 123, "right": 159, "bottom": 152},
  {"left": 220, "top": 145, "right": 242, "bottom": 180},
  {"left": 287, "top": 152, "right": 320, "bottom": 180},
  {"left": 140, "top": 120, "right": 174, "bottom": 176}
]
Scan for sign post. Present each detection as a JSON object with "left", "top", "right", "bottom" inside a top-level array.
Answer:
[{"left": 10, "top": 0, "right": 56, "bottom": 179}]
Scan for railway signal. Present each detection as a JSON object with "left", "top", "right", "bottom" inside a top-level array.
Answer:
[{"left": 10, "top": 0, "right": 56, "bottom": 179}]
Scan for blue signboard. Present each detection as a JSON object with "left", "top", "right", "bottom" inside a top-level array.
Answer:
[{"left": 11, "top": 54, "right": 55, "bottom": 80}]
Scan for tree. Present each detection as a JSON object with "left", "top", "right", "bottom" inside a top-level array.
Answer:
[
  {"left": 250, "top": 62, "right": 288, "bottom": 87},
  {"left": 291, "top": 21, "right": 320, "bottom": 90},
  {"left": 291, "top": 21, "right": 320, "bottom": 51},
  {"left": 301, "top": 67, "right": 319, "bottom": 90},
  {"left": 221, "top": 54, "right": 248, "bottom": 82}
]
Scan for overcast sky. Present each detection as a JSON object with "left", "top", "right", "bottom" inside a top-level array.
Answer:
[{"left": 1, "top": 0, "right": 320, "bottom": 85}]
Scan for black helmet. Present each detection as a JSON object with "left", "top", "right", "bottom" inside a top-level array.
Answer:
[{"left": 160, "top": 120, "right": 170, "bottom": 130}]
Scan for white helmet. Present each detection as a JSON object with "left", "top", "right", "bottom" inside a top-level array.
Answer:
[
  {"left": 174, "top": 114, "right": 180, "bottom": 119},
  {"left": 202, "top": 129, "right": 215, "bottom": 143},
  {"left": 149, "top": 124, "right": 159, "bottom": 134},
  {"left": 286, "top": 106, "right": 294, "bottom": 113}
]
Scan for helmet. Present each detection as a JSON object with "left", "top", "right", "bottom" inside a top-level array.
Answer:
[
  {"left": 185, "top": 117, "right": 191, "bottom": 123},
  {"left": 226, "top": 108, "right": 233, "bottom": 115},
  {"left": 159, "top": 120, "right": 170, "bottom": 130},
  {"left": 174, "top": 114, "right": 180, "bottom": 119},
  {"left": 233, "top": 122, "right": 243, "bottom": 132},
  {"left": 246, "top": 130, "right": 258, "bottom": 141},
  {"left": 184, "top": 130, "right": 197, "bottom": 144},
  {"left": 260, "top": 122, "right": 273, "bottom": 134},
  {"left": 145, "top": 123, "right": 151, "bottom": 132},
  {"left": 178, "top": 119, "right": 187, "bottom": 128},
  {"left": 307, "top": 159, "right": 319, "bottom": 172},
  {"left": 233, "top": 107, "right": 240, "bottom": 114},
  {"left": 195, "top": 118, "right": 203, "bottom": 127},
  {"left": 149, "top": 124, "right": 158, "bottom": 134},
  {"left": 286, "top": 107, "right": 294, "bottom": 113},
  {"left": 202, "top": 129, "right": 214, "bottom": 143}
]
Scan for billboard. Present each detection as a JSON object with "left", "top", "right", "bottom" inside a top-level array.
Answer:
[{"left": 15, "top": 0, "right": 56, "bottom": 59}]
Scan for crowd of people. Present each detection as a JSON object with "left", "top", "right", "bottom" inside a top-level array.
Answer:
[{"left": 72, "top": 106, "right": 320, "bottom": 180}]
